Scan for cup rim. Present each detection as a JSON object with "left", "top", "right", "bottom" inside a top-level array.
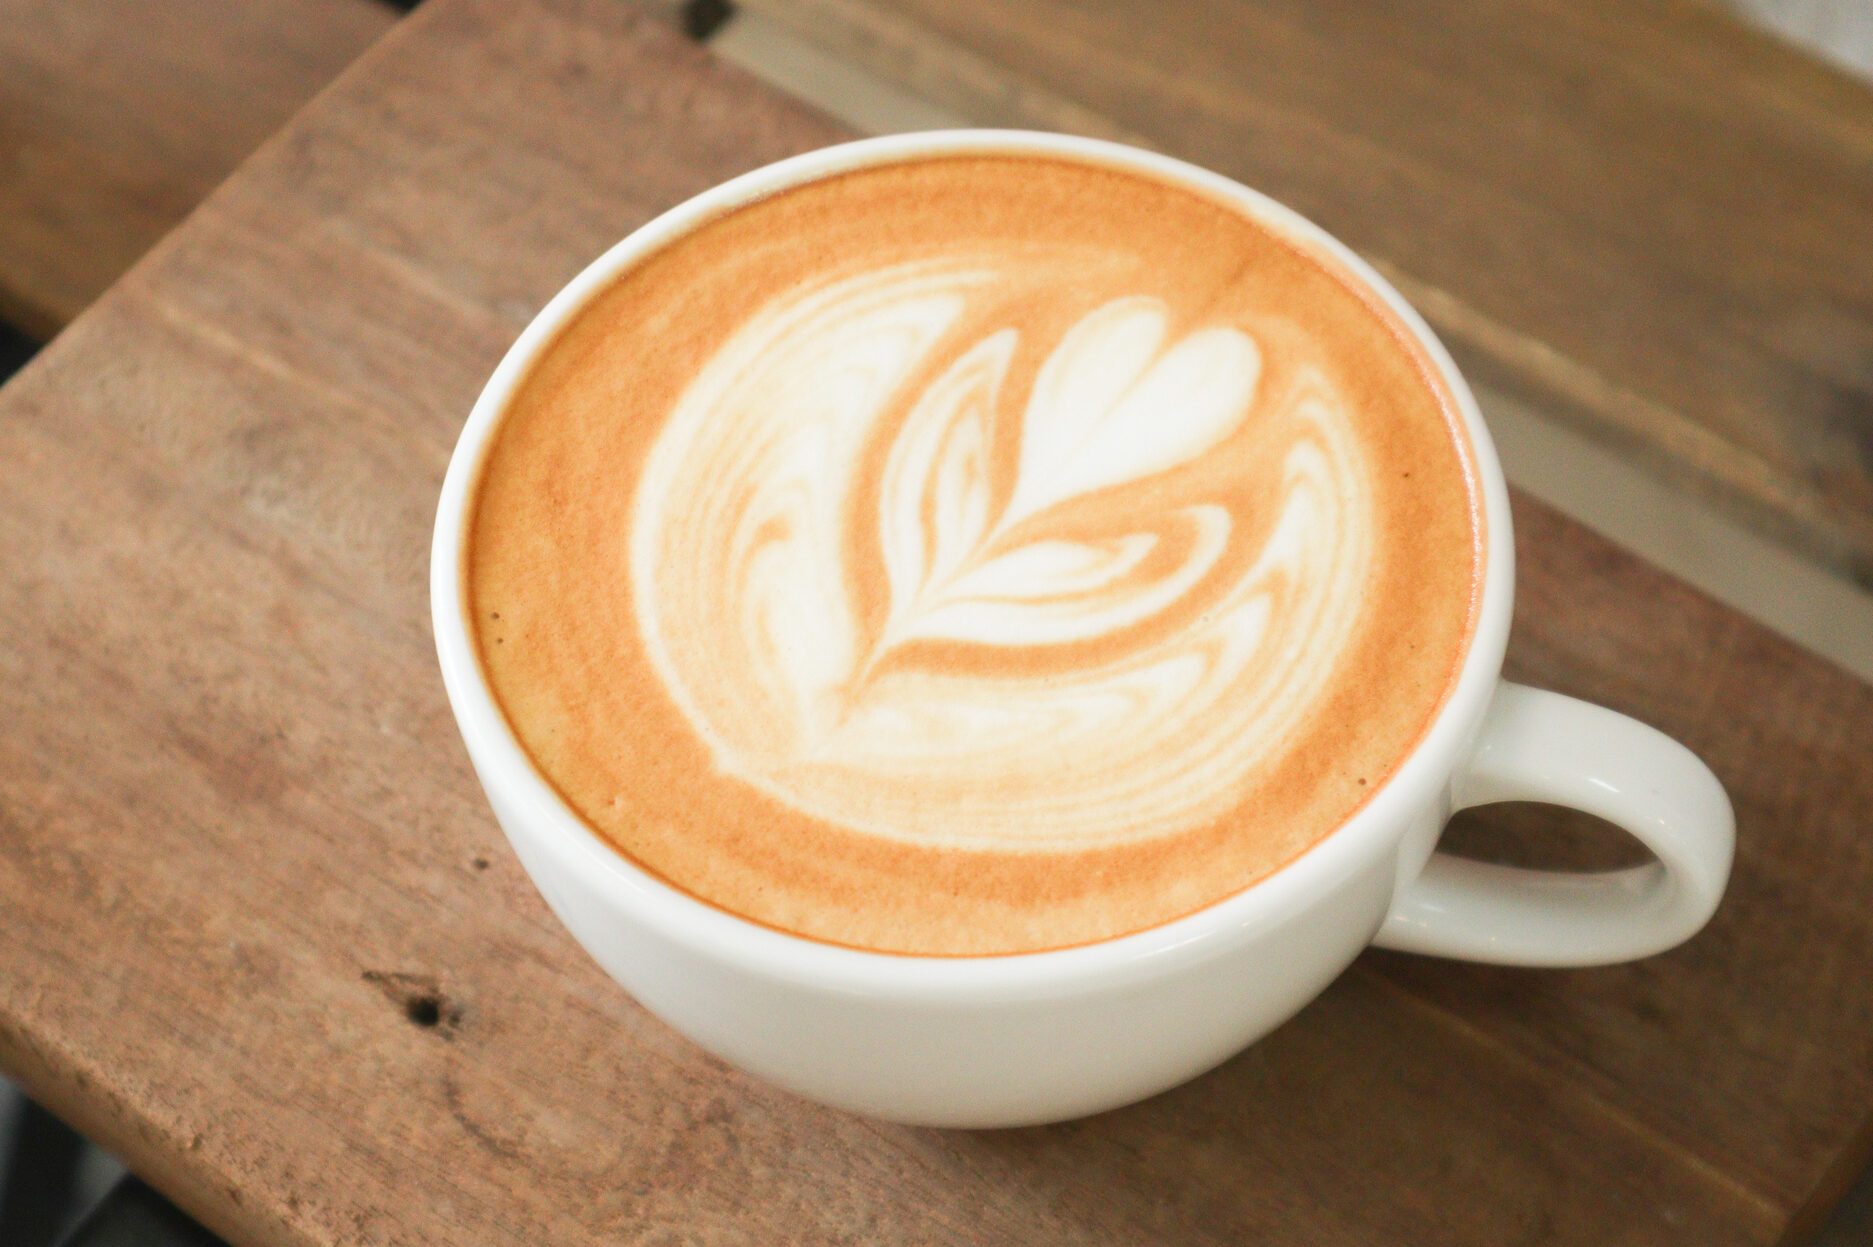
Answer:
[{"left": 430, "top": 130, "right": 1513, "bottom": 1000}]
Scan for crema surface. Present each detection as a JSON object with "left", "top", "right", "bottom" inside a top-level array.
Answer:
[{"left": 467, "top": 154, "right": 1482, "bottom": 955}]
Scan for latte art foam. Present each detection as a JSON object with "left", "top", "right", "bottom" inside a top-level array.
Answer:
[
  {"left": 467, "top": 154, "right": 1482, "bottom": 954},
  {"left": 633, "top": 262, "right": 1373, "bottom": 851}
]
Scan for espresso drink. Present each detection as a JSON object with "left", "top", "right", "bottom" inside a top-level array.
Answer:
[{"left": 467, "top": 154, "right": 1482, "bottom": 955}]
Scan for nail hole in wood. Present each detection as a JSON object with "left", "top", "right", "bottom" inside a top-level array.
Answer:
[{"left": 363, "top": 970, "right": 461, "bottom": 1037}]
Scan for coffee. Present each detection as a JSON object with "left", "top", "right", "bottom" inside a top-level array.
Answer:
[{"left": 465, "top": 153, "right": 1482, "bottom": 956}]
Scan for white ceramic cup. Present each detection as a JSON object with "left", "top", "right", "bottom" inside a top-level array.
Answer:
[{"left": 432, "top": 131, "right": 1735, "bottom": 1128}]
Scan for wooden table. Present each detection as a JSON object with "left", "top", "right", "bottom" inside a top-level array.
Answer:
[
  {"left": 0, "top": 0, "right": 394, "bottom": 339},
  {"left": 1, "top": 1, "right": 1870, "bottom": 1243}
]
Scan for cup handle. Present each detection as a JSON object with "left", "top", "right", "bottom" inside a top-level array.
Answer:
[{"left": 1373, "top": 682, "right": 1735, "bottom": 967}]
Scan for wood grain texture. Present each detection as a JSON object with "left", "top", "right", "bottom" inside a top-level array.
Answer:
[
  {"left": 0, "top": 0, "right": 1869, "bottom": 1243},
  {"left": 0, "top": 0, "right": 396, "bottom": 338},
  {"left": 733, "top": 0, "right": 1873, "bottom": 591}
]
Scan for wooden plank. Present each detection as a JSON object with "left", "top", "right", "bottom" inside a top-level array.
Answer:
[
  {"left": 0, "top": 0, "right": 396, "bottom": 338},
  {"left": 731, "top": 0, "right": 1873, "bottom": 592},
  {"left": 0, "top": 0, "right": 1868, "bottom": 1242}
]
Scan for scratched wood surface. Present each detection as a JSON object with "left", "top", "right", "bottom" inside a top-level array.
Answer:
[
  {"left": 736, "top": 0, "right": 1873, "bottom": 593},
  {"left": 0, "top": 0, "right": 395, "bottom": 338},
  {"left": 0, "top": 1, "right": 1869, "bottom": 1243}
]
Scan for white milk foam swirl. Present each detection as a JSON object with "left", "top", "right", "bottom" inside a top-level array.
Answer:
[{"left": 631, "top": 261, "right": 1373, "bottom": 851}]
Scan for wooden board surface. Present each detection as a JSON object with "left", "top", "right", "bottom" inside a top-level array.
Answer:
[
  {"left": 0, "top": 0, "right": 1870, "bottom": 1243},
  {"left": 0, "top": 0, "right": 396, "bottom": 338},
  {"left": 734, "top": 0, "right": 1873, "bottom": 593}
]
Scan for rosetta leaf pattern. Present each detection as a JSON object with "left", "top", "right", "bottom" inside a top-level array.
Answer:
[
  {"left": 630, "top": 260, "right": 1372, "bottom": 852},
  {"left": 872, "top": 297, "right": 1262, "bottom": 653}
]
